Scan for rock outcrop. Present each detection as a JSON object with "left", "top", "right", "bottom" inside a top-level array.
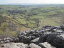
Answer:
[{"left": 0, "top": 25, "right": 64, "bottom": 48}]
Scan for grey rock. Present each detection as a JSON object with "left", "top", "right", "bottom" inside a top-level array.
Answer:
[
  {"left": 0, "top": 43, "right": 28, "bottom": 48},
  {"left": 29, "top": 43, "right": 41, "bottom": 48},
  {"left": 39, "top": 42, "right": 56, "bottom": 48},
  {"left": 31, "top": 37, "right": 39, "bottom": 43},
  {"left": 46, "top": 34, "right": 64, "bottom": 48}
]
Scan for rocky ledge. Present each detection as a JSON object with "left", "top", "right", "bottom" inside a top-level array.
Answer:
[{"left": 0, "top": 25, "right": 64, "bottom": 48}]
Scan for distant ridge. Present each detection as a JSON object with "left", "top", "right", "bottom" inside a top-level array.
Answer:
[{"left": 0, "top": 3, "right": 64, "bottom": 5}]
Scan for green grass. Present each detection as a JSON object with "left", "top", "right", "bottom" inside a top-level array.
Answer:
[{"left": 0, "top": 5, "right": 64, "bottom": 37}]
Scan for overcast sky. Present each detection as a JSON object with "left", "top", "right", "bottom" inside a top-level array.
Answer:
[{"left": 0, "top": 0, "right": 64, "bottom": 4}]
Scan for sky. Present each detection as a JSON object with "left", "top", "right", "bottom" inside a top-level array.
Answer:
[{"left": 0, "top": 0, "right": 64, "bottom": 4}]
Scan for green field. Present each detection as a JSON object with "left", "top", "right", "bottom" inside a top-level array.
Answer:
[{"left": 0, "top": 5, "right": 64, "bottom": 37}]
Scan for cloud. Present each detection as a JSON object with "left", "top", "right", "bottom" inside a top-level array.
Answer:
[{"left": 0, "top": 0, "right": 64, "bottom": 4}]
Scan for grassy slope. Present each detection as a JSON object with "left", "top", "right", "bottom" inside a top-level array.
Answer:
[{"left": 0, "top": 5, "right": 64, "bottom": 37}]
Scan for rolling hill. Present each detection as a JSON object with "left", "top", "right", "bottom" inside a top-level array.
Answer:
[{"left": 0, "top": 5, "right": 64, "bottom": 37}]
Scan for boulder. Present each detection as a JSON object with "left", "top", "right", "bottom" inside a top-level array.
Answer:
[
  {"left": 0, "top": 43, "right": 28, "bottom": 48},
  {"left": 31, "top": 37, "right": 39, "bottom": 43},
  {"left": 60, "top": 24, "right": 64, "bottom": 31},
  {"left": 39, "top": 42, "right": 56, "bottom": 48},
  {"left": 46, "top": 34, "right": 64, "bottom": 48},
  {"left": 29, "top": 43, "right": 41, "bottom": 48}
]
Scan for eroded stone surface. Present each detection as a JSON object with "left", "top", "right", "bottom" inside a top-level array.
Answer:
[
  {"left": 1, "top": 25, "right": 64, "bottom": 48},
  {"left": 0, "top": 43, "right": 28, "bottom": 48}
]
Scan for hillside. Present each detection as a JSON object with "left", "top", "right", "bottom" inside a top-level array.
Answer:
[{"left": 0, "top": 5, "right": 64, "bottom": 37}]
